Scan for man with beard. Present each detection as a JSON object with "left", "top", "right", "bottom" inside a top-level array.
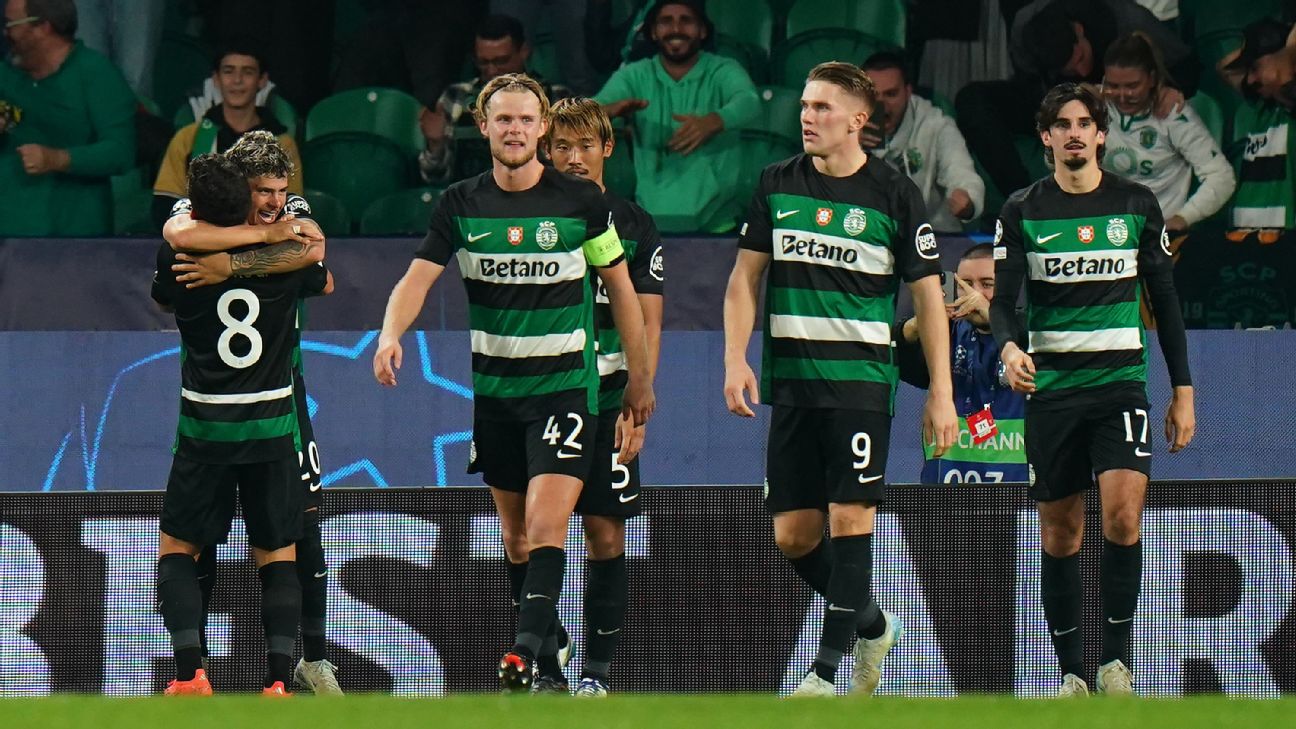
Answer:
[
  {"left": 992, "top": 83, "right": 1195, "bottom": 697},
  {"left": 372, "top": 73, "right": 655, "bottom": 692},
  {"left": 594, "top": 0, "right": 758, "bottom": 233}
]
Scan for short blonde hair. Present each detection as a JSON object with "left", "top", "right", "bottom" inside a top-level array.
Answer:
[
  {"left": 545, "top": 97, "right": 614, "bottom": 146},
  {"left": 807, "top": 61, "right": 877, "bottom": 112},
  {"left": 472, "top": 73, "right": 551, "bottom": 124}
]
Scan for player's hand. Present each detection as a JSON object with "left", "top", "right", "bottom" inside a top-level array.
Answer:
[
  {"left": 17, "top": 144, "right": 68, "bottom": 175},
  {"left": 622, "top": 375, "right": 655, "bottom": 426},
  {"left": 605, "top": 98, "right": 649, "bottom": 118},
  {"left": 724, "top": 358, "right": 760, "bottom": 417},
  {"left": 173, "top": 252, "right": 232, "bottom": 288},
  {"left": 1165, "top": 386, "right": 1195, "bottom": 453},
  {"left": 1000, "top": 341, "right": 1037, "bottom": 393},
  {"left": 923, "top": 394, "right": 959, "bottom": 458},
  {"left": 262, "top": 216, "right": 322, "bottom": 245},
  {"left": 947, "top": 188, "right": 974, "bottom": 220},
  {"left": 1165, "top": 214, "right": 1188, "bottom": 232},
  {"left": 946, "top": 277, "right": 990, "bottom": 328},
  {"left": 614, "top": 413, "right": 646, "bottom": 464},
  {"left": 373, "top": 337, "right": 403, "bottom": 387},
  {"left": 667, "top": 113, "right": 723, "bottom": 155},
  {"left": 1153, "top": 86, "right": 1185, "bottom": 118}
]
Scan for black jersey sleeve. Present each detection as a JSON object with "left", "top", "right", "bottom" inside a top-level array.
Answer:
[
  {"left": 282, "top": 194, "right": 312, "bottom": 219},
  {"left": 990, "top": 198, "right": 1028, "bottom": 350},
  {"left": 151, "top": 241, "right": 180, "bottom": 307},
  {"left": 892, "top": 176, "right": 942, "bottom": 283},
  {"left": 583, "top": 188, "right": 625, "bottom": 268},
  {"left": 415, "top": 193, "right": 458, "bottom": 265},
  {"left": 737, "top": 166, "right": 773, "bottom": 253},
  {"left": 629, "top": 206, "right": 664, "bottom": 296},
  {"left": 297, "top": 261, "right": 330, "bottom": 298},
  {"left": 1136, "top": 191, "right": 1192, "bottom": 387}
]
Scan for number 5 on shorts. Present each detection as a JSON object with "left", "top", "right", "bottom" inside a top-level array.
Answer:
[{"left": 542, "top": 413, "right": 585, "bottom": 459}]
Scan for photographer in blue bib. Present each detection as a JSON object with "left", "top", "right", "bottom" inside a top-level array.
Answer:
[{"left": 894, "top": 242, "right": 1027, "bottom": 483}]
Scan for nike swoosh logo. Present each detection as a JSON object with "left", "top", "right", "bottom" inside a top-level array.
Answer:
[
  {"left": 618, "top": 493, "right": 639, "bottom": 503},
  {"left": 557, "top": 452, "right": 580, "bottom": 459},
  {"left": 1053, "top": 626, "right": 1078, "bottom": 636},
  {"left": 596, "top": 628, "right": 621, "bottom": 636},
  {"left": 309, "top": 482, "right": 321, "bottom": 492},
  {"left": 1106, "top": 617, "right": 1133, "bottom": 624},
  {"left": 467, "top": 232, "right": 493, "bottom": 243},
  {"left": 526, "top": 593, "right": 551, "bottom": 601},
  {"left": 314, "top": 570, "right": 328, "bottom": 578},
  {"left": 1135, "top": 448, "right": 1151, "bottom": 457},
  {"left": 827, "top": 604, "right": 856, "bottom": 613},
  {"left": 857, "top": 475, "right": 883, "bottom": 484},
  {"left": 775, "top": 209, "right": 800, "bottom": 220},
  {"left": 1036, "top": 232, "right": 1062, "bottom": 245}
]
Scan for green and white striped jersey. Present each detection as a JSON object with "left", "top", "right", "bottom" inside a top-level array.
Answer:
[
  {"left": 417, "top": 168, "right": 624, "bottom": 421},
  {"left": 592, "top": 192, "right": 664, "bottom": 414},
  {"left": 1231, "top": 101, "right": 1295, "bottom": 229},
  {"left": 993, "top": 173, "right": 1173, "bottom": 406},
  {"left": 738, "top": 154, "right": 940, "bottom": 414}
]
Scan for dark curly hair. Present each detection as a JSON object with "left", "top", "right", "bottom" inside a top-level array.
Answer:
[
  {"left": 187, "top": 154, "right": 251, "bottom": 227},
  {"left": 226, "top": 130, "right": 295, "bottom": 180}
]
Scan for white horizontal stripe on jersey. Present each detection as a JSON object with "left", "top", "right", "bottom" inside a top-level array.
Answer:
[
  {"left": 769, "top": 314, "right": 891, "bottom": 345},
  {"left": 1244, "top": 124, "right": 1289, "bottom": 159},
  {"left": 771, "top": 227, "right": 894, "bottom": 276},
  {"left": 1027, "top": 248, "right": 1138, "bottom": 283},
  {"left": 1232, "top": 206, "right": 1289, "bottom": 229},
  {"left": 181, "top": 385, "right": 293, "bottom": 405},
  {"left": 457, "top": 248, "right": 586, "bottom": 285},
  {"left": 471, "top": 329, "right": 587, "bottom": 359},
  {"left": 1029, "top": 327, "right": 1143, "bottom": 353},
  {"left": 597, "top": 350, "right": 627, "bottom": 377}
]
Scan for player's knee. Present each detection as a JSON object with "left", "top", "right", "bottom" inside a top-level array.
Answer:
[
  {"left": 500, "top": 531, "right": 531, "bottom": 562},
  {"left": 1040, "top": 522, "right": 1083, "bottom": 557},
  {"left": 584, "top": 522, "right": 625, "bottom": 560},
  {"left": 1102, "top": 509, "right": 1142, "bottom": 545},
  {"left": 773, "top": 529, "right": 821, "bottom": 559}
]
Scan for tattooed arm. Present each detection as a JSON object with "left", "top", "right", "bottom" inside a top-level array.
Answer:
[{"left": 172, "top": 240, "right": 324, "bottom": 288}]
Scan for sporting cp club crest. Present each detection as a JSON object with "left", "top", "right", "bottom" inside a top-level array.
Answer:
[
  {"left": 1077, "top": 225, "right": 1095, "bottom": 244},
  {"left": 815, "top": 208, "right": 833, "bottom": 226},
  {"left": 1139, "top": 128, "right": 1158, "bottom": 149},
  {"left": 1106, "top": 217, "right": 1129, "bottom": 246},
  {"left": 536, "top": 220, "right": 559, "bottom": 250},
  {"left": 508, "top": 226, "right": 524, "bottom": 245},
  {"left": 843, "top": 208, "right": 868, "bottom": 236}
]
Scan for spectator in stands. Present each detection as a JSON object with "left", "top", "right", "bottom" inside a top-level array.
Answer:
[
  {"left": 1219, "top": 18, "right": 1296, "bottom": 236},
  {"left": 894, "top": 243, "right": 1027, "bottom": 484},
  {"left": 862, "top": 51, "right": 985, "bottom": 233},
  {"left": 956, "top": 0, "right": 1197, "bottom": 205},
  {"left": 74, "top": 0, "right": 163, "bottom": 97},
  {"left": 0, "top": 0, "right": 134, "bottom": 236},
  {"left": 594, "top": 0, "right": 758, "bottom": 233},
  {"left": 417, "top": 14, "right": 570, "bottom": 184},
  {"left": 152, "top": 42, "right": 302, "bottom": 229},
  {"left": 1100, "top": 32, "right": 1234, "bottom": 232}
]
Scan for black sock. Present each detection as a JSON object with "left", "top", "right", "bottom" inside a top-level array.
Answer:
[
  {"left": 1100, "top": 539, "right": 1142, "bottom": 668},
  {"left": 194, "top": 548, "right": 217, "bottom": 660},
  {"left": 536, "top": 623, "right": 563, "bottom": 679},
  {"left": 297, "top": 522, "right": 329, "bottom": 663},
  {"left": 583, "top": 554, "right": 627, "bottom": 681},
  {"left": 1041, "top": 550, "right": 1085, "bottom": 680},
  {"left": 512, "top": 547, "right": 564, "bottom": 659},
  {"left": 812, "top": 534, "right": 876, "bottom": 684},
  {"left": 789, "top": 539, "right": 884, "bottom": 639},
  {"left": 508, "top": 559, "right": 529, "bottom": 612},
  {"left": 259, "top": 561, "right": 301, "bottom": 687},
  {"left": 157, "top": 554, "right": 203, "bottom": 681}
]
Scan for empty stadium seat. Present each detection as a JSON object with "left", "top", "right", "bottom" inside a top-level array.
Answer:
[
  {"left": 734, "top": 129, "right": 802, "bottom": 206},
  {"left": 302, "top": 189, "right": 353, "bottom": 236},
  {"left": 110, "top": 168, "right": 154, "bottom": 235},
  {"left": 605, "top": 132, "right": 637, "bottom": 200},
  {"left": 1179, "top": 0, "right": 1281, "bottom": 39},
  {"left": 785, "top": 0, "right": 906, "bottom": 48},
  {"left": 753, "top": 85, "right": 803, "bottom": 144},
  {"left": 359, "top": 187, "right": 444, "bottom": 235},
  {"left": 771, "top": 29, "right": 890, "bottom": 87},
  {"left": 305, "top": 87, "right": 424, "bottom": 156},
  {"left": 301, "top": 132, "right": 414, "bottom": 221},
  {"left": 714, "top": 35, "right": 770, "bottom": 85},
  {"left": 151, "top": 33, "right": 211, "bottom": 119}
]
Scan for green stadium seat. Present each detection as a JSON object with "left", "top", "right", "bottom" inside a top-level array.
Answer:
[
  {"left": 110, "top": 168, "right": 154, "bottom": 235},
  {"left": 606, "top": 132, "right": 637, "bottom": 200},
  {"left": 1188, "top": 91, "right": 1225, "bottom": 147},
  {"left": 302, "top": 189, "right": 353, "bottom": 236},
  {"left": 173, "top": 94, "right": 300, "bottom": 139},
  {"left": 305, "top": 87, "right": 424, "bottom": 156},
  {"left": 1179, "top": 0, "right": 1281, "bottom": 40},
  {"left": 529, "top": 33, "right": 564, "bottom": 87},
  {"left": 714, "top": 34, "right": 770, "bottom": 85},
  {"left": 359, "top": 187, "right": 444, "bottom": 235},
  {"left": 785, "top": 0, "right": 906, "bottom": 48},
  {"left": 771, "top": 29, "right": 891, "bottom": 87},
  {"left": 152, "top": 33, "right": 211, "bottom": 119},
  {"left": 734, "top": 129, "right": 802, "bottom": 211},
  {"left": 301, "top": 132, "right": 414, "bottom": 222},
  {"left": 710, "top": 0, "right": 775, "bottom": 53},
  {"left": 754, "top": 85, "right": 803, "bottom": 143}
]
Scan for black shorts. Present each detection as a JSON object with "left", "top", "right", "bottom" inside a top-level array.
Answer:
[
  {"left": 1025, "top": 395, "right": 1153, "bottom": 502},
  {"left": 765, "top": 406, "right": 891, "bottom": 513},
  {"left": 575, "top": 410, "right": 641, "bottom": 518},
  {"left": 160, "top": 455, "right": 303, "bottom": 551},
  {"left": 468, "top": 408, "right": 595, "bottom": 492}
]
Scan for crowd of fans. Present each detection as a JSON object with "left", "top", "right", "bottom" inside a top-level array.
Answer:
[{"left": 1, "top": 0, "right": 1295, "bottom": 239}]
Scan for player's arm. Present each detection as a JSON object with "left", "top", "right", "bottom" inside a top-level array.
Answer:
[
  {"left": 989, "top": 201, "right": 1035, "bottom": 393},
  {"left": 373, "top": 259, "right": 444, "bottom": 386},
  {"left": 164, "top": 212, "right": 320, "bottom": 253},
  {"left": 910, "top": 275, "right": 958, "bottom": 456},
  {"left": 1137, "top": 196, "right": 1195, "bottom": 452},
  {"left": 598, "top": 262, "right": 654, "bottom": 426},
  {"left": 725, "top": 177, "right": 774, "bottom": 417}
]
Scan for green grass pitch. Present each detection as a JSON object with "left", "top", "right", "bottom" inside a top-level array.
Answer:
[{"left": 6, "top": 694, "right": 1292, "bottom": 729}]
